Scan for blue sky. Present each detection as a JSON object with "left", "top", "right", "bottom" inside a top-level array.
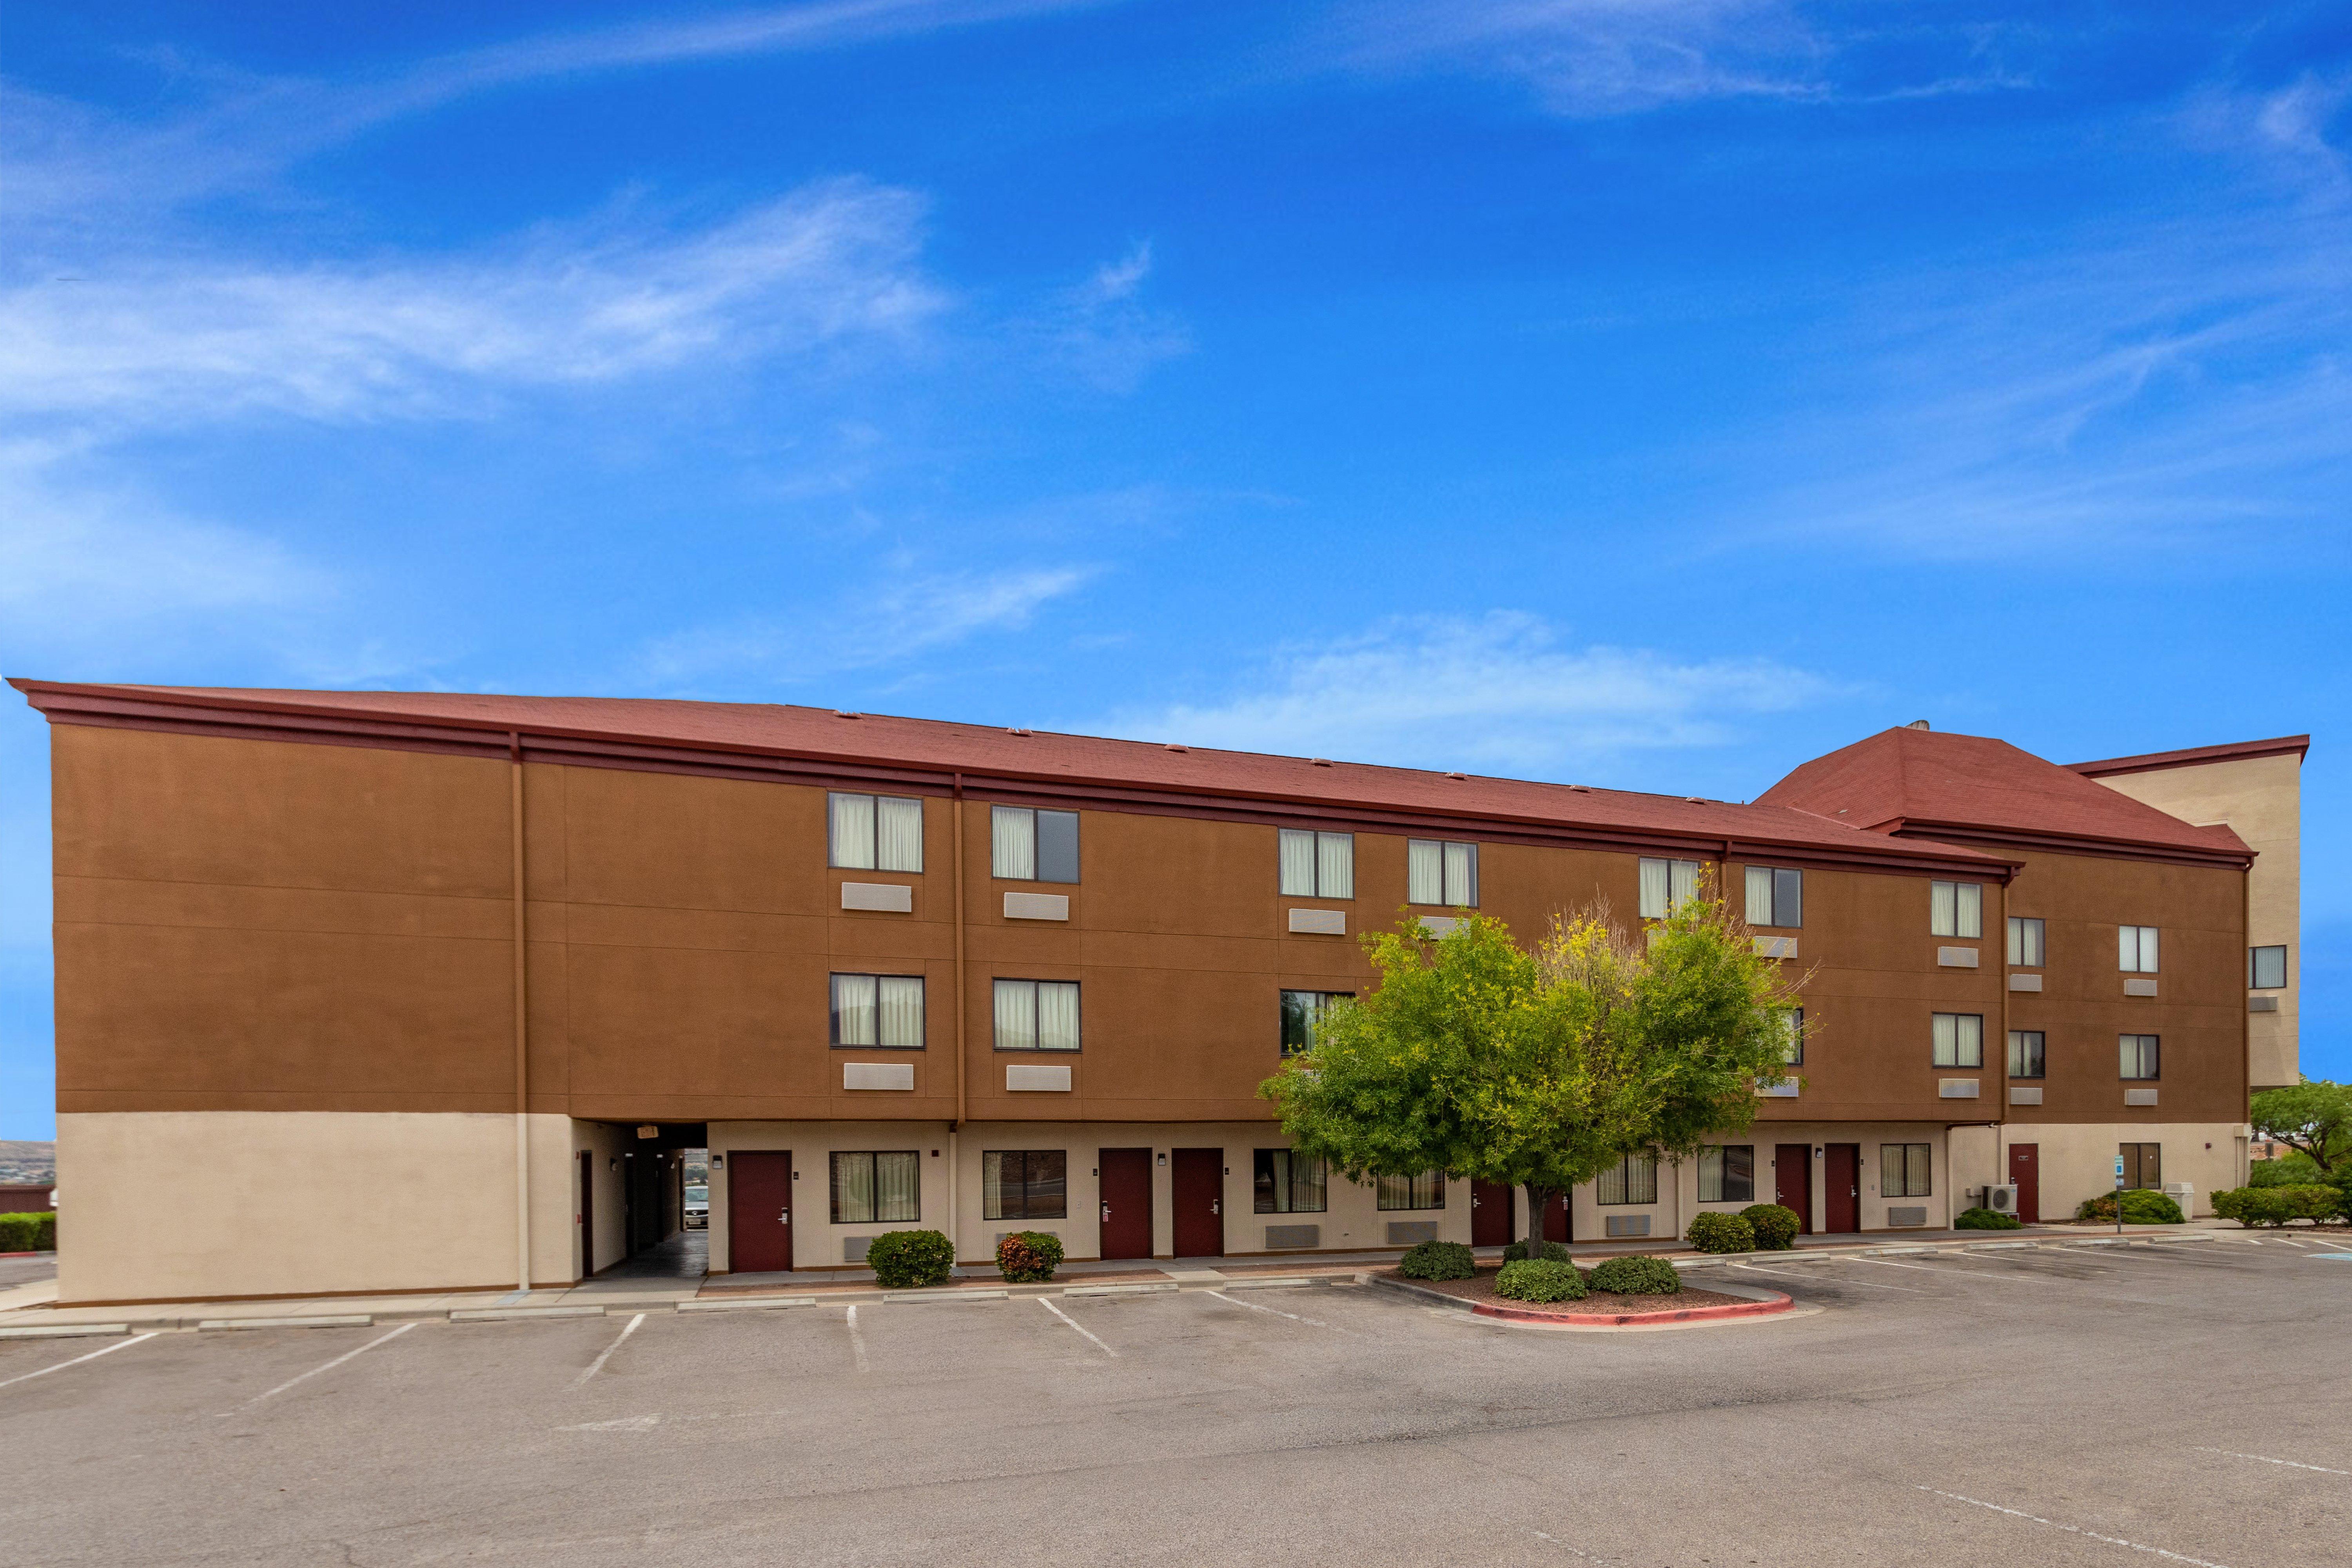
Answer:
[{"left": 2, "top": 0, "right": 2347, "bottom": 1137}]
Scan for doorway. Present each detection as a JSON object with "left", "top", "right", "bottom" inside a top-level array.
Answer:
[
  {"left": 727, "top": 1151, "right": 793, "bottom": 1273},
  {"left": 1822, "top": 1144, "right": 1860, "bottom": 1233},
  {"left": 2009, "top": 1143, "right": 2040, "bottom": 1224},
  {"left": 1098, "top": 1148, "right": 1153, "bottom": 1259},
  {"left": 578, "top": 1151, "right": 595, "bottom": 1279},
  {"left": 1544, "top": 1189, "right": 1570, "bottom": 1244},
  {"left": 1171, "top": 1149, "right": 1225, "bottom": 1258},
  {"left": 1775, "top": 1143, "right": 1814, "bottom": 1235},
  {"left": 1471, "top": 1180, "right": 1514, "bottom": 1246}
]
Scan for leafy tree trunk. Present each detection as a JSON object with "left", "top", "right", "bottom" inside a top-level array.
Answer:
[{"left": 1524, "top": 1182, "right": 1553, "bottom": 1252}]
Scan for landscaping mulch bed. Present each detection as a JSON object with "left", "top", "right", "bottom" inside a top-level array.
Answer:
[{"left": 1383, "top": 1265, "right": 1749, "bottom": 1316}]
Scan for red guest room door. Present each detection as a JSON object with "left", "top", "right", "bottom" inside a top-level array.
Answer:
[{"left": 1775, "top": 1144, "right": 1814, "bottom": 1235}]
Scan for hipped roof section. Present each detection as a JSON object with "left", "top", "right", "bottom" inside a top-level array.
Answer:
[
  {"left": 1757, "top": 725, "right": 2252, "bottom": 867},
  {"left": 9, "top": 679, "right": 2015, "bottom": 877}
]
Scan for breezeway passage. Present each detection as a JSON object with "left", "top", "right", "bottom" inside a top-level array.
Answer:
[{"left": 2, "top": 1240, "right": 2343, "bottom": 1566}]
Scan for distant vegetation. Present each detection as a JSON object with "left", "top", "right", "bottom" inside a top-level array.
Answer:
[{"left": 0, "top": 1142, "right": 54, "bottom": 1185}]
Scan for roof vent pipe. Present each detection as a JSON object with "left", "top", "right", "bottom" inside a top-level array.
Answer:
[{"left": 1906, "top": 719, "right": 1931, "bottom": 730}]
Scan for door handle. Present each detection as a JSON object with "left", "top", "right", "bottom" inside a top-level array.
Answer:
[
  {"left": 779, "top": 1210, "right": 789, "bottom": 1225},
  {"left": 1211, "top": 1201, "right": 1220, "bottom": 1215},
  {"left": 1101, "top": 1203, "right": 1111, "bottom": 1221}
]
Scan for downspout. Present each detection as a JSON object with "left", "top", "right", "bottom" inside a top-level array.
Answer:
[
  {"left": 510, "top": 732, "right": 532, "bottom": 1292},
  {"left": 951, "top": 773, "right": 967, "bottom": 1267},
  {"left": 1994, "top": 873, "right": 2008, "bottom": 1208}
]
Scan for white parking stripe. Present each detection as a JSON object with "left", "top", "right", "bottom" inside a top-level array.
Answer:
[
  {"left": 571, "top": 1313, "right": 644, "bottom": 1388},
  {"left": 1202, "top": 1289, "right": 1355, "bottom": 1332},
  {"left": 1917, "top": 1486, "right": 2232, "bottom": 1567},
  {"left": 2192, "top": 1445, "right": 2350, "bottom": 1477},
  {"left": 1847, "top": 1257, "right": 2037, "bottom": 1284},
  {"left": 1733, "top": 1262, "right": 1927, "bottom": 1293},
  {"left": 1038, "top": 1298, "right": 1118, "bottom": 1357},
  {"left": 226, "top": 1321, "right": 416, "bottom": 1413},
  {"left": 0, "top": 1332, "right": 157, "bottom": 1391},
  {"left": 844, "top": 1305, "right": 870, "bottom": 1372}
]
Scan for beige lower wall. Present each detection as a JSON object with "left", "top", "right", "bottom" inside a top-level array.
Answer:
[{"left": 1950, "top": 1122, "right": 2247, "bottom": 1219}]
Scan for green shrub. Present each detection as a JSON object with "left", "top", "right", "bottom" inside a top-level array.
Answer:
[
  {"left": 1502, "top": 1239, "right": 1571, "bottom": 1263},
  {"left": 994, "top": 1230, "right": 1064, "bottom": 1283},
  {"left": 1955, "top": 1207, "right": 2024, "bottom": 1230},
  {"left": 2212, "top": 1185, "right": 2341, "bottom": 1228},
  {"left": 1494, "top": 1258, "right": 1586, "bottom": 1304},
  {"left": 1685, "top": 1211, "right": 1756, "bottom": 1253},
  {"left": 1586, "top": 1254, "right": 1681, "bottom": 1295},
  {"left": 0, "top": 1212, "right": 54, "bottom": 1252},
  {"left": 2073, "top": 1190, "right": 2186, "bottom": 1225},
  {"left": 2248, "top": 1153, "right": 2326, "bottom": 1188},
  {"left": 865, "top": 1229, "right": 955, "bottom": 1288},
  {"left": 1397, "top": 1239, "right": 1477, "bottom": 1281},
  {"left": 1741, "top": 1204, "right": 1801, "bottom": 1250}
]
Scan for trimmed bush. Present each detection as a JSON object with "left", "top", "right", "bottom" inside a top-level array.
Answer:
[
  {"left": 2073, "top": 1190, "right": 2186, "bottom": 1225},
  {"left": 1741, "top": 1203, "right": 1801, "bottom": 1250},
  {"left": 1955, "top": 1207, "right": 2024, "bottom": 1230},
  {"left": 2248, "top": 1153, "right": 2327, "bottom": 1188},
  {"left": 1685, "top": 1211, "right": 1756, "bottom": 1254},
  {"left": 1502, "top": 1239, "right": 1571, "bottom": 1264},
  {"left": 0, "top": 1212, "right": 54, "bottom": 1252},
  {"left": 1586, "top": 1254, "right": 1681, "bottom": 1295},
  {"left": 995, "top": 1230, "right": 1065, "bottom": 1283},
  {"left": 865, "top": 1229, "right": 955, "bottom": 1288},
  {"left": 1397, "top": 1239, "right": 1477, "bottom": 1281},
  {"left": 2212, "top": 1185, "right": 2341, "bottom": 1228},
  {"left": 1494, "top": 1258, "right": 1586, "bottom": 1304}
]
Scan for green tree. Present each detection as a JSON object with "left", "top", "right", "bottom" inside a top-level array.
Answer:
[
  {"left": 2251, "top": 1080, "right": 2352, "bottom": 1184},
  {"left": 1259, "top": 887, "right": 1802, "bottom": 1252}
]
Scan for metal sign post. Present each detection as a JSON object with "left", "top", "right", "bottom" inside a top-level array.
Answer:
[{"left": 2114, "top": 1153, "right": 2127, "bottom": 1235}]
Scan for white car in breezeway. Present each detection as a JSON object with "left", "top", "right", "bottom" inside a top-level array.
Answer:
[{"left": 684, "top": 1183, "right": 708, "bottom": 1229}]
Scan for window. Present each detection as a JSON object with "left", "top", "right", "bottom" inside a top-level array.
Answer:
[
  {"left": 1745, "top": 866, "right": 1803, "bottom": 929},
  {"left": 2120, "top": 1034, "right": 2160, "bottom": 1080},
  {"left": 991, "top": 806, "right": 1079, "bottom": 883},
  {"left": 1253, "top": 1149, "right": 1328, "bottom": 1213},
  {"left": 1698, "top": 1145, "right": 1754, "bottom": 1204},
  {"left": 830, "top": 1151, "right": 919, "bottom": 1224},
  {"left": 2120, "top": 1142, "right": 2162, "bottom": 1191},
  {"left": 2119, "top": 925, "right": 2159, "bottom": 973},
  {"left": 1407, "top": 839, "right": 1479, "bottom": 907},
  {"left": 1375, "top": 1170, "right": 1445, "bottom": 1210},
  {"left": 1932, "top": 1012, "right": 1984, "bottom": 1069},
  {"left": 828, "top": 793, "right": 923, "bottom": 873},
  {"left": 981, "top": 1150, "right": 1067, "bottom": 1221},
  {"left": 2007, "top": 1030, "right": 2045, "bottom": 1079},
  {"left": 829, "top": 974, "right": 926, "bottom": 1049},
  {"left": 1775, "top": 1007, "right": 1805, "bottom": 1067},
  {"left": 1881, "top": 1143, "right": 1932, "bottom": 1198},
  {"left": 1930, "top": 881, "right": 1983, "bottom": 939},
  {"left": 2007, "top": 916, "right": 2046, "bottom": 967},
  {"left": 1279, "top": 990, "right": 1352, "bottom": 1058},
  {"left": 2249, "top": 946, "right": 2288, "bottom": 990},
  {"left": 1595, "top": 1153, "right": 1659, "bottom": 1205},
  {"left": 1279, "top": 829, "right": 1354, "bottom": 899},
  {"left": 1639, "top": 857, "right": 1700, "bottom": 919},
  {"left": 993, "top": 980, "right": 1081, "bottom": 1051}
]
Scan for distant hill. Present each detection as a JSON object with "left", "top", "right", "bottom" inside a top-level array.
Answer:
[{"left": 0, "top": 1142, "right": 56, "bottom": 1184}]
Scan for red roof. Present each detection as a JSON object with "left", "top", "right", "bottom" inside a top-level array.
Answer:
[
  {"left": 9, "top": 679, "right": 2010, "bottom": 871},
  {"left": 1757, "top": 726, "right": 2251, "bottom": 864},
  {"left": 2069, "top": 734, "right": 2309, "bottom": 779}
]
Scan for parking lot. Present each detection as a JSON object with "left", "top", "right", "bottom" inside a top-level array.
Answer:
[{"left": 4, "top": 1235, "right": 2347, "bottom": 1567}]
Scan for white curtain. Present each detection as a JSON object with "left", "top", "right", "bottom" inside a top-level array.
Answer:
[
  {"left": 1953, "top": 1013, "right": 1982, "bottom": 1066},
  {"left": 1316, "top": 832, "right": 1354, "bottom": 900},
  {"left": 992, "top": 807, "right": 1034, "bottom": 880},
  {"left": 1698, "top": 1145, "right": 1724, "bottom": 1203},
  {"left": 1291, "top": 1155, "right": 1327, "bottom": 1213},
  {"left": 1932, "top": 1011, "right": 1957, "bottom": 1067},
  {"left": 1037, "top": 982, "right": 1081, "bottom": 1051},
  {"left": 1931, "top": 880, "right": 1956, "bottom": 936},
  {"left": 1639, "top": 858, "right": 1669, "bottom": 918},
  {"left": 1956, "top": 882, "right": 1982, "bottom": 938},
  {"left": 2141, "top": 927, "right": 2158, "bottom": 973},
  {"left": 1746, "top": 866, "right": 1774, "bottom": 925},
  {"left": 1596, "top": 1158, "right": 1627, "bottom": 1206},
  {"left": 1408, "top": 840, "right": 1443, "bottom": 905},
  {"left": 1279, "top": 829, "right": 1317, "bottom": 895},
  {"left": 877, "top": 976, "right": 924, "bottom": 1049},
  {"left": 877, "top": 796, "right": 923, "bottom": 873},
  {"left": 993, "top": 980, "right": 1035, "bottom": 1050},
  {"left": 832, "top": 1152, "right": 874, "bottom": 1223},
  {"left": 832, "top": 973, "right": 877, "bottom": 1046},
  {"left": 1906, "top": 1145, "right": 1931, "bottom": 1198},
  {"left": 1444, "top": 841, "right": 1475, "bottom": 906},
  {"left": 875, "top": 1151, "right": 920, "bottom": 1221},
  {"left": 829, "top": 793, "right": 875, "bottom": 870},
  {"left": 1628, "top": 1156, "right": 1657, "bottom": 1205},
  {"left": 981, "top": 1150, "right": 1011, "bottom": 1221},
  {"left": 1670, "top": 858, "right": 1698, "bottom": 908}
]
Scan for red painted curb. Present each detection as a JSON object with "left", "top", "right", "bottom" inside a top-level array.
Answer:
[
  {"left": 1471, "top": 1290, "right": 1794, "bottom": 1327},
  {"left": 0, "top": 1250, "right": 47, "bottom": 1259}
]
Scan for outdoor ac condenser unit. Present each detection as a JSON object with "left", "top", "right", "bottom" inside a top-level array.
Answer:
[{"left": 1985, "top": 1184, "right": 2019, "bottom": 1214}]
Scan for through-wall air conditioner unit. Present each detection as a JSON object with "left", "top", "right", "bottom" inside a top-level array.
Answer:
[{"left": 1984, "top": 1184, "right": 2019, "bottom": 1215}]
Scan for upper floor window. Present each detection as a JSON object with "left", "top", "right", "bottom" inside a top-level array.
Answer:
[
  {"left": 830, "top": 973, "right": 925, "bottom": 1049},
  {"left": 2120, "top": 1034, "right": 2161, "bottom": 1080},
  {"left": 991, "top": 806, "right": 1078, "bottom": 883},
  {"left": 1932, "top": 1012, "right": 1984, "bottom": 1069},
  {"left": 1930, "top": 881, "right": 1982, "bottom": 939},
  {"left": 1639, "top": 857, "right": 1700, "bottom": 919},
  {"left": 2007, "top": 1030, "right": 2045, "bottom": 1079},
  {"left": 1698, "top": 1145, "right": 1754, "bottom": 1204},
  {"left": 1407, "top": 839, "right": 1478, "bottom": 907},
  {"left": 2249, "top": 946, "right": 2288, "bottom": 990},
  {"left": 2118, "top": 926, "right": 2159, "bottom": 974},
  {"left": 1279, "top": 829, "right": 1354, "bottom": 899},
  {"left": 829, "top": 792, "right": 922, "bottom": 872},
  {"left": 1745, "top": 866, "right": 1803, "bottom": 929},
  {"left": 2007, "top": 916, "right": 2046, "bottom": 967},
  {"left": 993, "top": 979, "right": 1081, "bottom": 1051},
  {"left": 1375, "top": 1171, "right": 1446, "bottom": 1210},
  {"left": 1595, "top": 1153, "right": 1659, "bottom": 1206},
  {"left": 1254, "top": 1149, "right": 1328, "bottom": 1214},
  {"left": 1775, "top": 1007, "right": 1805, "bottom": 1067},
  {"left": 1279, "top": 990, "right": 1352, "bottom": 1058}
]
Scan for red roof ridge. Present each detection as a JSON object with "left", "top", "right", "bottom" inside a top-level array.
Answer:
[{"left": 2069, "top": 734, "right": 2310, "bottom": 778}]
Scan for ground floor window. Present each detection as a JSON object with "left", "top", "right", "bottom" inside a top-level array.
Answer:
[
  {"left": 1698, "top": 1145, "right": 1754, "bottom": 1203},
  {"left": 982, "top": 1150, "right": 1067, "bottom": 1221},
  {"left": 1881, "top": 1143, "right": 1931, "bottom": 1198},
  {"left": 1375, "top": 1170, "right": 1445, "bottom": 1210},
  {"left": 2007, "top": 1030, "right": 2045, "bottom": 1078},
  {"left": 831, "top": 1151, "right": 920, "bottom": 1224},
  {"left": 2120, "top": 1142, "right": 2162, "bottom": 1191},
  {"left": 1253, "top": 1149, "right": 1328, "bottom": 1213},
  {"left": 1595, "top": 1154, "right": 1658, "bottom": 1206}
]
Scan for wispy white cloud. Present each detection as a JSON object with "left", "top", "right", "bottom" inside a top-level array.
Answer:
[
  {"left": 1101, "top": 612, "right": 1839, "bottom": 773},
  {"left": 1024, "top": 240, "right": 1191, "bottom": 393}
]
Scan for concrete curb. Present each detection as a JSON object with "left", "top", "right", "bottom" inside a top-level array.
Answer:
[
  {"left": 1366, "top": 1271, "right": 1795, "bottom": 1329},
  {"left": 198, "top": 1315, "right": 372, "bottom": 1331},
  {"left": 450, "top": 1305, "right": 608, "bottom": 1322},
  {"left": 675, "top": 1296, "right": 815, "bottom": 1312},
  {"left": 0, "top": 1322, "right": 128, "bottom": 1339}
]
